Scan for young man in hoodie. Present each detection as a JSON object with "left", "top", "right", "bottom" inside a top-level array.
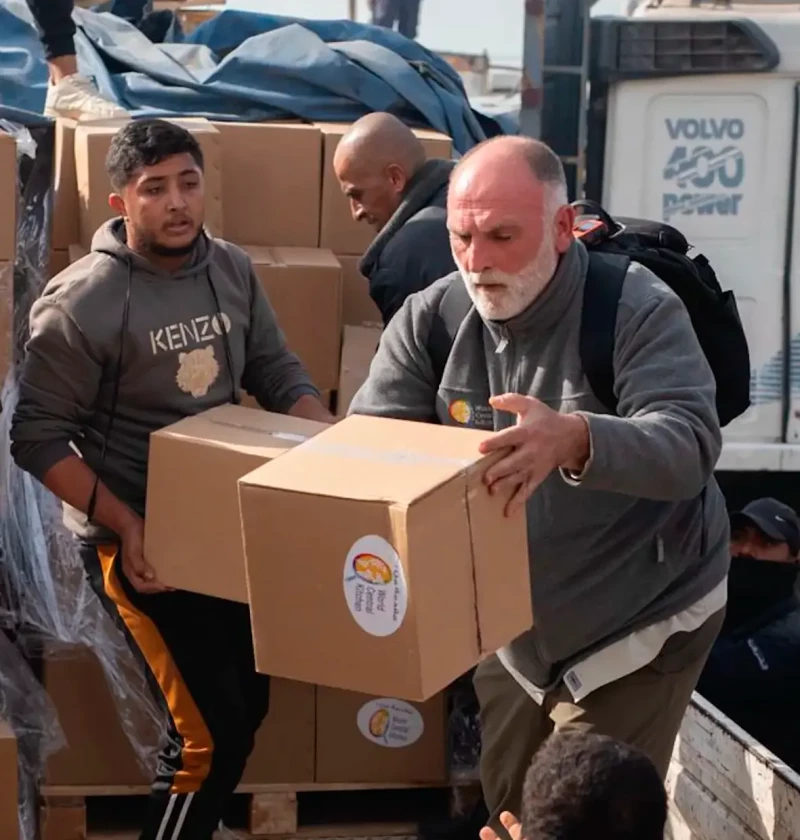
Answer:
[
  {"left": 11, "top": 119, "right": 333, "bottom": 840},
  {"left": 333, "top": 112, "right": 456, "bottom": 324},
  {"left": 348, "top": 135, "right": 728, "bottom": 837}
]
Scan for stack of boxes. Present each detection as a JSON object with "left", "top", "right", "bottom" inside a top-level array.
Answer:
[{"left": 30, "top": 115, "right": 479, "bottom": 788}]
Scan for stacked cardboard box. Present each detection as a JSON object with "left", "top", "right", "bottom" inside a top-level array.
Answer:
[
  {"left": 0, "top": 717, "right": 18, "bottom": 838},
  {"left": 41, "top": 116, "right": 472, "bottom": 790},
  {"left": 43, "top": 646, "right": 447, "bottom": 786}
]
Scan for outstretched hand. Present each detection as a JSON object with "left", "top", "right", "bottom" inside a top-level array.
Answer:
[{"left": 479, "top": 811, "right": 524, "bottom": 840}]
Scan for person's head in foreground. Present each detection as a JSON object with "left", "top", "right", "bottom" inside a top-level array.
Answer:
[
  {"left": 729, "top": 497, "right": 800, "bottom": 563},
  {"left": 482, "top": 732, "right": 667, "bottom": 840},
  {"left": 447, "top": 135, "right": 575, "bottom": 322},
  {"left": 333, "top": 111, "right": 427, "bottom": 231},
  {"left": 106, "top": 118, "right": 206, "bottom": 261}
]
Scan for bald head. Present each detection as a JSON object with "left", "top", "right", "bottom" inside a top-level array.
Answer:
[
  {"left": 447, "top": 136, "right": 575, "bottom": 321},
  {"left": 451, "top": 136, "right": 569, "bottom": 217},
  {"left": 333, "top": 113, "right": 428, "bottom": 230}
]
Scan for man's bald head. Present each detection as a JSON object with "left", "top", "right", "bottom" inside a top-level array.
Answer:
[
  {"left": 450, "top": 136, "right": 569, "bottom": 218},
  {"left": 447, "top": 136, "right": 575, "bottom": 321},
  {"left": 333, "top": 113, "right": 428, "bottom": 230}
]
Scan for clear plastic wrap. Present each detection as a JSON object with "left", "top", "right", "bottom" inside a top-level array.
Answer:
[
  {"left": 0, "top": 628, "right": 65, "bottom": 840},
  {"left": 0, "top": 112, "right": 169, "bottom": 834}
]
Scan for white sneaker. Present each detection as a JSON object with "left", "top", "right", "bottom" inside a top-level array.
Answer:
[{"left": 44, "top": 73, "right": 128, "bottom": 121}]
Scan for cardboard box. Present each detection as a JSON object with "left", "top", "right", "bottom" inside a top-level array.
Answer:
[
  {"left": 68, "top": 243, "right": 89, "bottom": 264},
  {"left": 0, "top": 262, "right": 12, "bottom": 384},
  {"left": 318, "top": 123, "right": 452, "bottom": 256},
  {"left": 245, "top": 247, "right": 342, "bottom": 391},
  {"left": 44, "top": 647, "right": 315, "bottom": 786},
  {"left": 145, "top": 405, "right": 327, "bottom": 603},
  {"left": 338, "top": 255, "right": 382, "bottom": 327},
  {"left": 336, "top": 325, "right": 382, "bottom": 418},
  {"left": 75, "top": 118, "right": 223, "bottom": 247},
  {"left": 53, "top": 119, "right": 79, "bottom": 250},
  {"left": 213, "top": 122, "right": 322, "bottom": 247},
  {"left": 316, "top": 688, "right": 447, "bottom": 784},
  {"left": 49, "top": 249, "right": 70, "bottom": 278},
  {"left": 238, "top": 414, "right": 532, "bottom": 700},
  {"left": 0, "top": 129, "right": 16, "bottom": 262},
  {"left": 0, "top": 717, "right": 18, "bottom": 839}
]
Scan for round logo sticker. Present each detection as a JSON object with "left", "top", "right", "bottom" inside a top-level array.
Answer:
[
  {"left": 343, "top": 535, "right": 407, "bottom": 637},
  {"left": 448, "top": 399, "right": 473, "bottom": 425},
  {"left": 356, "top": 698, "right": 424, "bottom": 748}
]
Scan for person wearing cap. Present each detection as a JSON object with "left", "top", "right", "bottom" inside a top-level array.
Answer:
[{"left": 698, "top": 497, "right": 800, "bottom": 770}]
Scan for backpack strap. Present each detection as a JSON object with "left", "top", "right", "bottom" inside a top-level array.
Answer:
[
  {"left": 427, "top": 278, "right": 473, "bottom": 385},
  {"left": 580, "top": 251, "right": 630, "bottom": 414}
]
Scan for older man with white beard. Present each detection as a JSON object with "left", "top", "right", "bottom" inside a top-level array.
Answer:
[{"left": 348, "top": 136, "right": 729, "bottom": 838}]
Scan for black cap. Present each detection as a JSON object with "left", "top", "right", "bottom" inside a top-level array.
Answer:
[{"left": 730, "top": 498, "right": 800, "bottom": 555}]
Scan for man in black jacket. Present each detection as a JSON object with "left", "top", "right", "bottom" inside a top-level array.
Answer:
[{"left": 333, "top": 112, "right": 456, "bottom": 324}]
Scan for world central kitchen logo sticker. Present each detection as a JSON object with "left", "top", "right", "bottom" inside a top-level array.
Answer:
[
  {"left": 357, "top": 698, "right": 425, "bottom": 748},
  {"left": 343, "top": 535, "right": 408, "bottom": 637}
]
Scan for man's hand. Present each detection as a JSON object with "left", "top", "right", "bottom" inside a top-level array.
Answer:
[
  {"left": 480, "top": 812, "right": 524, "bottom": 840},
  {"left": 288, "top": 393, "right": 337, "bottom": 424},
  {"left": 120, "top": 517, "right": 169, "bottom": 594},
  {"left": 479, "top": 393, "right": 590, "bottom": 516}
]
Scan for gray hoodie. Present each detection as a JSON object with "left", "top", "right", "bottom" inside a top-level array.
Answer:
[
  {"left": 11, "top": 219, "right": 318, "bottom": 543},
  {"left": 349, "top": 240, "right": 730, "bottom": 689},
  {"left": 359, "top": 158, "right": 457, "bottom": 325}
]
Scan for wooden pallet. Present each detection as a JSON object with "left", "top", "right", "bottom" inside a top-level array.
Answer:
[{"left": 41, "top": 781, "right": 478, "bottom": 840}]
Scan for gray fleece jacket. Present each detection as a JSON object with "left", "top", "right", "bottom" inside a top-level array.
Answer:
[
  {"left": 349, "top": 240, "right": 730, "bottom": 689},
  {"left": 11, "top": 219, "right": 318, "bottom": 543},
  {"left": 359, "top": 158, "right": 456, "bottom": 325}
]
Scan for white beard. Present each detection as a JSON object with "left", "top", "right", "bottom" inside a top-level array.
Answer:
[{"left": 456, "top": 233, "right": 559, "bottom": 322}]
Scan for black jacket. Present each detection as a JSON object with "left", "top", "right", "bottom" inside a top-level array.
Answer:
[{"left": 359, "top": 159, "right": 456, "bottom": 325}]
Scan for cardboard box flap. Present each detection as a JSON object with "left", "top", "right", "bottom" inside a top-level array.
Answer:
[
  {"left": 238, "top": 415, "right": 492, "bottom": 504},
  {"left": 153, "top": 405, "right": 323, "bottom": 458},
  {"left": 273, "top": 247, "right": 341, "bottom": 270}
]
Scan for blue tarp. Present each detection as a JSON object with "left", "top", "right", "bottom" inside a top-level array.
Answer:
[{"left": 0, "top": 3, "right": 511, "bottom": 152}]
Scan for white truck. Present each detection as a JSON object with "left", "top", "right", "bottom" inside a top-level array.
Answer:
[{"left": 578, "top": 2, "right": 800, "bottom": 837}]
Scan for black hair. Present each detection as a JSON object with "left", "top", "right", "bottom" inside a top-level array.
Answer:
[
  {"left": 521, "top": 732, "right": 667, "bottom": 840},
  {"left": 105, "top": 118, "right": 204, "bottom": 190}
]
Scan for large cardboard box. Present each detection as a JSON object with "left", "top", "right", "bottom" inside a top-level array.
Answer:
[
  {"left": 49, "top": 249, "right": 70, "bottom": 278},
  {"left": 245, "top": 247, "right": 342, "bottom": 392},
  {"left": 75, "top": 118, "right": 223, "bottom": 247},
  {"left": 145, "top": 405, "right": 326, "bottom": 603},
  {"left": 318, "top": 123, "right": 452, "bottom": 256},
  {"left": 336, "top": 325, "right": 382, "bottom": 418},
  {"left": 53, "top": 119, "right": 79, "bottom": 250},
  {"left": 316, "top": 688, "right": 447, "bottom": 784},
  {"left": 338, "top": 255, "right": 382, "bottom": 327},
  {"left": 213, "top": 122, "right": 322, "bottom": 247},
  {"left": 238, "top": 414, "right": 532, "bottom": 700},
  {"left": 0, "top": 717, "right": 18, "bottom": 839},
  {"left": 0, "top": 261, "right": 12, "bottom": 384},
  {"left": 0, "top": 129, "right": 16, "bottom": 262},
  {"left": 44, "top": 647, "right": 315, "bottom": 786}
]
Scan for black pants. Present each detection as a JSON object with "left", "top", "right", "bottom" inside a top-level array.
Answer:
[
  {"left": 81, "top": 543, "right": 271, "bottom": 840},
  {"left": 372, "top": 0, "right": 421, "bottom": 40},
  {"left": 26, "top": 0, "right": 76, "bottom": 61},
  {"left": 26, "top": 0, "right": 150, "bottom": 60}
]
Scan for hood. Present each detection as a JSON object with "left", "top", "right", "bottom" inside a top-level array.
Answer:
[
  {"left": 91, "top": 218, "right": 215, "bottom": 280},
  {"left": 360, "top": 158, "right": 456, "bottom": 275}
]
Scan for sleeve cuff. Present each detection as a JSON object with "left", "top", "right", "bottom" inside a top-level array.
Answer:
[
  {"left": 559, "top": 412, "right": 595, "bottom": 486},
  {"left": 279, "top": 384, "right": 321, "bottom": 414}
]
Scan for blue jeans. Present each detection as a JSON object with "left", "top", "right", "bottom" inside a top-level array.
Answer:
[{"left": 698, "top": 606, "right": 800, "bottom": 769}]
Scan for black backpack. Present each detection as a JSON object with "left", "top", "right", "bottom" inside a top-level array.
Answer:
[{"left": 427, "top": 199, "right": 751, "bottom": 427}]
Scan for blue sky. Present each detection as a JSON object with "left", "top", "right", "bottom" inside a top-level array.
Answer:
[{"left": 226, "top": 0, "right": 629, "bottom": 65}]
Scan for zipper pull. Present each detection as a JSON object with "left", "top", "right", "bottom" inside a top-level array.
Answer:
[{"left": 495, "top": 330, "right": 509, "bottom": 354}]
